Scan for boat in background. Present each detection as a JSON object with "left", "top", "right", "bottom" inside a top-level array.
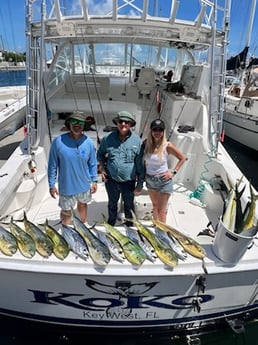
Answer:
[
  {"left": 0, "top": 85, "right": 26, "bottom": 141},
  {"left": 223, "top": 0, "right": 258, "bottom": 151},
  {"left": 224, "top": 61, "right": 258, "bottom": 151},
  {"left": 0, "top": 0, "right": 257, "bottom": 336}
]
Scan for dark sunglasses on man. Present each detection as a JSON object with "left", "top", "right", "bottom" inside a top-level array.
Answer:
[{"left": 118, "top": 119, "right": 131, "bottom": 124}]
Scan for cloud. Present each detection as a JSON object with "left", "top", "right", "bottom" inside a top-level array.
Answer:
[{"left": 87, "top": 0, "right": 113, "bottom": 15}]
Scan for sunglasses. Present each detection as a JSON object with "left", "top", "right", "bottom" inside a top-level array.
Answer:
[
  {"left": 70, "top": 119, "right": 85, "bottom": 126},
  {"left": 118, "top": 119, "right": 130, "bottom": 124},
  {"left": 152, "top": 128, "right": 164, "bottom": 132}
]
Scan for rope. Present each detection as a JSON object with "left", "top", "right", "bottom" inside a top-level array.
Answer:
[{"left": 189, "top": 113, "right": 218, "bottom": 201}]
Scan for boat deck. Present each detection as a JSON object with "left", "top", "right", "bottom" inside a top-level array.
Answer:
[
  {"left": 1, "top": 117, "right": 257, "bottom": 276},
  {"left": 4, "top": 177, "right": 257, "bottom": 276},
  {"left": 33, "top": 117, "right": 219, "bottom": 237}
]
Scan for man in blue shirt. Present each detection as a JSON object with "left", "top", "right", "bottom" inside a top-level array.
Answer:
[
  {"left": 48, "top": 111, "right": 98, "bottom": 225},
  {"left": 97, "top": 111, "right": 144, "bottom": 226}
]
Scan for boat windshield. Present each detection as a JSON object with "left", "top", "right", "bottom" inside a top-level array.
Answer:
[{"left": 47, "top": 42, "right": 197, "bottom": 92}]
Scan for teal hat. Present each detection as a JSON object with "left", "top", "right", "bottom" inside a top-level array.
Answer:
[{"left": 112, "top": 111, "right": 136, "bottom": 127}]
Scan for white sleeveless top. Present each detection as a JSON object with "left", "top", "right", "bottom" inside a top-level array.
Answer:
[{"left": 145, "top": 143, "right": 168, "bottom": 175}]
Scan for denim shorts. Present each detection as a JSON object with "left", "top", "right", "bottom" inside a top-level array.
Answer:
[
  {"left": 59, "top": 190, "right": 91, "bottom": 210},
  {"left": 145, "top": 174, "right": 174, "bottom": 194}
]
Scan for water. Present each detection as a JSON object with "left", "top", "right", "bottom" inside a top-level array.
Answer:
[
  {"left": 0, "top": 69, "right": 26, "bottom": 86},
  {"left": 223, "top": 137, "right": 258, "bottom": 191},
  {"left": 0, "top": 71, "right": 258, "bottom": 344},
  {"left": 0, "top": 319, "right": 257, "bottom": 344}
]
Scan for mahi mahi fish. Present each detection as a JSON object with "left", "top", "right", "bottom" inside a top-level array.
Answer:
[
  {"left": 101, "top": 216, "right": 147, "bottom": 266},
  {"left": 154, "top": 227, "right": 187, "bottom": 261},
  {"left": 241, "top": 183, "right": 258, "bottom": 234},
  {"left": 124, "top": 225, "right": 156, "bottom": 263},
  {"left": 128, "top": 213, "right": 178, "bottom": 268},
  {"left": 61, "top": 224, "right": 89, "bottom": 261},
  {"left": 10, "top": 217, "right": 36, "bottom": 258},
  {"left": 0, "top": 224, "right": 18, "bottom": 256},
  {"left": 94, "top": 227, "right": 125, "bottom": 263},
  {"left": 23, "top": 212, "right": 54, "bottom": 258},
  {"left": 152, "top": 219, "right": 206, "bottom": 260},
  {"left": 72, "top": 214, "right": 111, "bottom": 266},
  {"left": 222, "top": 176, "right": 245, "bottom": 232},
  {"left": 44, "top": 219, "right": 70, "bottom": 260}
]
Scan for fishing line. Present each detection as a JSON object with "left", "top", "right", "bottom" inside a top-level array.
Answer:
[
  {"left": 76, "top": 39, "right": 105, "bottom": 144},
  {"left": 166, "top": 95, "right": 190, "bottom": 141},
  {"left": 139, "top": 85, "right": 163, "bottom": 138}
]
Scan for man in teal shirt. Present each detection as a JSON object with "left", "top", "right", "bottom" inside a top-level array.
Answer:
[{"left": 97, "top": 111, "right": 144, "bottom": 226}]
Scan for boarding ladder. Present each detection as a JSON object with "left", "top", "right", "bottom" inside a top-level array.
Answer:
[
  {"left": 208, "top": 0, "right": 231, "bottom": 155},
  {"left": 26, "top": 0, "right": 47, "bottom": 155}
]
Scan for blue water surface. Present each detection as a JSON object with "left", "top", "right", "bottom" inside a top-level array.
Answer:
[{"left": 0, "top": 70, "right": 26, "bottom": 86}]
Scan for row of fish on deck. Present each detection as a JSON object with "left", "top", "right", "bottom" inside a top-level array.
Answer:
[
  {"left": 0, "top": 169, "right": 256, "bottom": 267},
  {"left": 0, "top": 211, "right": 206, "bottom": 268},
  {"left": 0, "top": 177, "right": 257, "bottom": 268}
]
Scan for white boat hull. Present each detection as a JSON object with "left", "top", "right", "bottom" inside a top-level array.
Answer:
[
  {"left": 223, "top": 110, "right": 258, "bottom": 151},
  {"left": 1, "top": 263, "right": 257, "bottom": 333},
  {"left": 0, "top": 0, "right": 257, "bottom": 336},
  {"left": 224, "top": 64, "right": 258, "bottom": 151},
  {"left": 0, "top": 86, "right": 26, "bottom": 141}
]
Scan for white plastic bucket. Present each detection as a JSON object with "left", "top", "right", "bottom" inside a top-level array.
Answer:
[{"left": 212, "top": 219, "right": 254, "bottom": 264}]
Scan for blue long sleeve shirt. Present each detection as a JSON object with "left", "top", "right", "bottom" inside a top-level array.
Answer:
[
  {"left": 97, "top": 130, "right": 144, "bottom": 188},
  {"left": 48, "top": 133, "right": 98, "bottom": 196}
]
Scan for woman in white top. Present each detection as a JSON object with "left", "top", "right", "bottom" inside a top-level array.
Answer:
[{"left": 144, "top": 119, "right": 186, "bottom": 222}]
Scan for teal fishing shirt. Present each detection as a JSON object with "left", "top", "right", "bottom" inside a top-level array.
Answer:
[
  {"left": 48, "top": 133, "right": 98, "bottom": 196},
  {"left": 97, "top": 129, "right": 144, "bottom": 188}
]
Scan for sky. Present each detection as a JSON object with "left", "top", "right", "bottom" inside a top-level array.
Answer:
[{"left": 0, "top": 0, "right": 258, "bottom": 58}]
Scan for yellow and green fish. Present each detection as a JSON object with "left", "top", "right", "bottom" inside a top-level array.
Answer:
[
  {"left": 23, "top": 212, "right": 54, "bottom": 258},
  {"left": 10, "top": 217, "right": 36, "bottom": 258},
  {"left": 222, "top": 176, "right": 245, "bottom": 233},
  {"left": 72, "top": 213, "right": 111, "bottom": 266},
  {"left": 152, "top": 219, "right": 206, "bottom": 260},
  {"left": 0, "top": 224, "right": 18, "bottom": 256},
  {"left": 241, "top": 183, "right": 258, "bottom": 234},
  {"left": 44, "top": 219, "right": 70, "bottom": 260},
  {"left": 128, "top": 214, "right": 178, "bottom": 268},
  {"left": 102, "top": 218, "right": 147, "bottom": 266}
]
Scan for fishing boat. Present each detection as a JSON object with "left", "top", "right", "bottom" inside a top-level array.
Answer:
[
  {"left": 0, "top": 0, "right": 257, "bottom": 337},
  {"left": 0, "top": 85, "right": 26, "bottom": 141},
  {"left": 223, "top": 0, "right": 258, "bottom": 151}
]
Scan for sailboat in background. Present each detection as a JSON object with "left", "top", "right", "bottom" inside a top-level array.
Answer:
[{"left": 223, "top": 0, "right": 258, "bottom": 151}]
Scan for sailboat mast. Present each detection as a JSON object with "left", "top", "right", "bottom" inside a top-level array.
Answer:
[{"left": 245, "top": 0, "right": 257, "bottom": 48}]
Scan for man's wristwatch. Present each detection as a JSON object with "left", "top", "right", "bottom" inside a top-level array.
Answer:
[{"left": 172, "top": 170, "right": 177, "bottom": 175}]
